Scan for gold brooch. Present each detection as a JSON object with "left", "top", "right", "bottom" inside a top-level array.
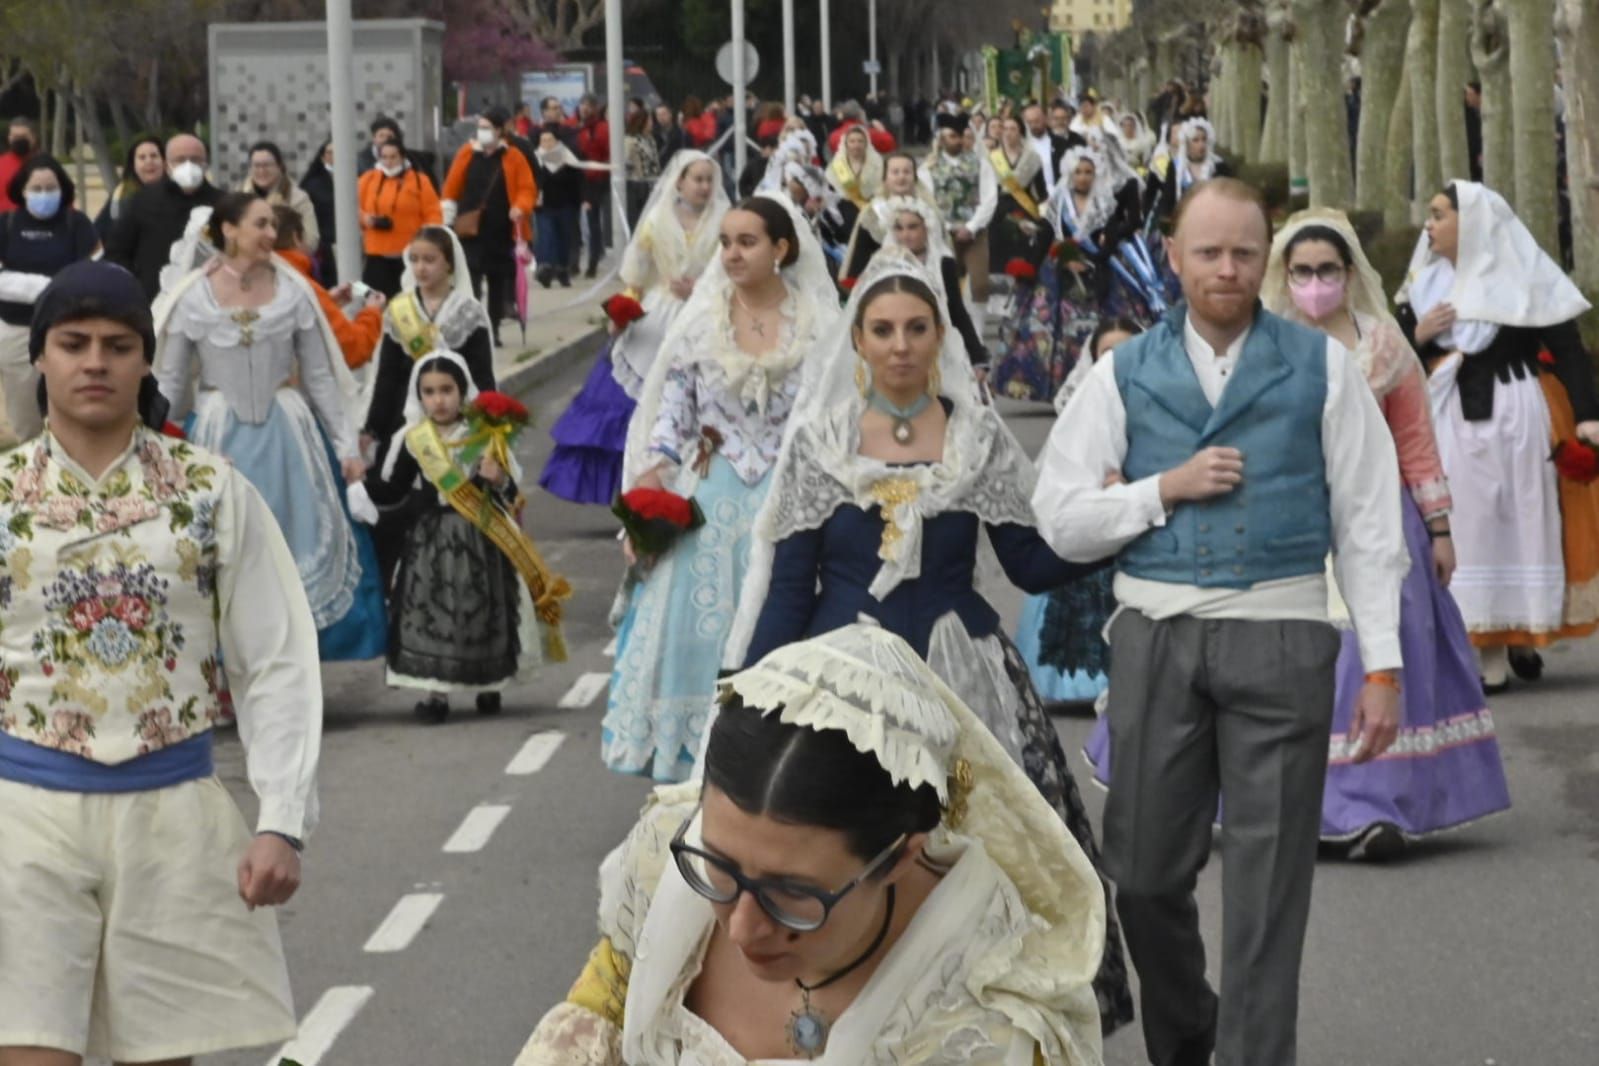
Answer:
[{"left": 943, "top": 757, "right": 975, "bottom": 829}]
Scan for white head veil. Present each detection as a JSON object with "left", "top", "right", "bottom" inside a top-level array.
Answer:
[
  {"left": 723, "top": 251, "right": 1039, "bottom": 667},
  {"left": 620, "top": 190, "right": 838, "bottom": 490},
  {"left": 874, "top": 195, "right": 954, "bottom": 273},
  {"left": 1174, "top": 117, "right": 1219, "bottom": 190},
  {"left": 758, "top": 129, "right": 820, "bottom": 193},
  {"left": 391, "top": 224, "right": 494, "bottom": 358},
  {"left": 379, "top": 347, "right": 482, "bottom": 480},
  {"left": 619, "top": 150, "right": 730, "bottom": 292},
  {"left": 1395, "top": 180, "right": 1590, "bottom": 354},
  {"left": 1048, "top": 147, "right": 1117, "bottom": 238},
  {"left": 1079, "top": 127, "right": 1141, "bottom": 194},
  {"left": 1114, "top": 110, "right": 1156, "bottom": 169},
  {"left": 1264, "top": 208, "right": 1420, "bottom": 397}
]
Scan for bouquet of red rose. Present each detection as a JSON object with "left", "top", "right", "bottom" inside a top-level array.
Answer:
[
  {"left": 603, "top": 293, "right": 646, "bottom": 332},
  {"left": 1553, "top": 439, "right": 1599, "bottom": 483},
  {"left": 613, "top": 487, "right": 706, "bottom": 558},
  {"left": 458, "top": 391, "right": 531, "bottom": 473}
]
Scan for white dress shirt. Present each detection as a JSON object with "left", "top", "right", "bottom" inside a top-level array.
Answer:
[
  {"left": 1032, "top": 314, "right": 1409, "bottom": 671},
  {"left": 1028, "top": 132, "right": 1059, "bottom": 196}
]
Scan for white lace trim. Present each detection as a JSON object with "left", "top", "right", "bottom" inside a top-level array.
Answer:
[
  {"left": 514, "top": 1002, "right": 619, "bottom": 1066},
  {"left": 165, "top": 275, "right": 320, "bottom": 348},
  {"left": 381, "top": 288, "right": 492, "bottom": 351}
]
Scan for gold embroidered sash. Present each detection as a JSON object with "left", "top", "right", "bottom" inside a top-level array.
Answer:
[
  {"left": 406, "top": 420, "right": 572, "bottom": 661},
  {"left": 829, "top": 153, "right": 870, "bottom": 210},
  {"left": 389, "top": 292, "right": 440, "bottom": 360},
  {"left": 989, "top": 149, "right": 1041, "bottom": 219}
]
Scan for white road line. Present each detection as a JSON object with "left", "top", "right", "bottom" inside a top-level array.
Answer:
[
  {"left": 505, "top": 730, "right": 566, "bottom": 775},
  {"left": 603, "top": 636, "right": 617, "bottom": 657},
  {"left": 558, "top": 671, "right": 610, "bottom": 708},
  {"left": 363, "top": 892, "right": 445, "bottom": 953},
  {"left": 443, "top": 803, "right": 513, "bottom": 853},
  {"left": 265, "top": 984, "right": 374, "bottom": 1066}
]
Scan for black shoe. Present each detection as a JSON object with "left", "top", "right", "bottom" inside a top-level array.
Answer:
[
  {"left": 584, "top": 265, "right": 598, "bottom": 279},
  {"left": 536, "top": 267, "right": 553, "bottom": 289},
  {"left": 558, "top": 270, "right": 572, "bottom": 288},
  {"left": 1508, "top": 647, "right": 1544, "bottom": 681},
  {"left": 476, "top": 691, "right": 502, "bottom": 715},
  {"left": 1481, "top": 676, "right": 1511, "bottom": 695},
  {"left": 414, "top": 696, "right": 449, "bottom": 724},
  {"left": 1347, "top": 821, "right": 1406, "bottom": 862}
]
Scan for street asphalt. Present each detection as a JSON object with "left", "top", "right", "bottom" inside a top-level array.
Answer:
[{"left": 199, "top": 339, "right": 1599, "bottom": 1066}]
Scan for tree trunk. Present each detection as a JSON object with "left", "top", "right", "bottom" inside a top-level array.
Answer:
[
  {"left": 1506, "top": 0, "right": 1559, "bottom": 254},
  {"left": 143, "top": 57, "right": 163, "bottom": 134},
  {"left": 1558, "top": 0, "right": 1599, "bottom": 289},
  {"left": 1384, "top": 62, "right": 1416, "bottom": 226},
  {"left": 1233, "top": 40, "right": 1264, "bottom": 162},
  {"left": 1259, "top": 5, "right": 1291, "bottom": 164},
  {"left": 1435, "top": 0, "right": 1474, "bottom": 181},
  {"left": 50, "top": 87, "right": 70, "bottom": 158},
  {"left": 69, "top": 85, "right": 119, "bottom": 198},
  {"left": 1356, "top": 0, "right": 1412, "bottom": 210},
  {"left": 1292, "top": 0, "right": 1352, "bottom": 206},
  {"left": 1213, "top": 46, "right": 1235, "bottom": 150},
  {"left": 1288, "top": 36, "right": 1308, "bottom": 199},
  {"left": 1471, "top": 0, "right": 1513, "bottom": 193},
  {"left": 1407, "top": 0, "right": 1443, "bottom": 209},
  {"left": 109, "top": 93, "right": 132, "bottom": 149}
]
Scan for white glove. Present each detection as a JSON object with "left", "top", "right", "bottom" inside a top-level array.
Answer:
[
  {"left": 441, "top": 199, "right": 458, "bottom": 226},
  {"left": 346, "top": 481, "right": 380, "bottom": 526}
]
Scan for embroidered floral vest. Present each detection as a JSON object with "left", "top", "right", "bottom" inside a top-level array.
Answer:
[
  {"left": 0, "top": 430, "right": 228, "bottom": 763},
  {"left": 927, "top": 150, "right": 981, "bottom": 226}
]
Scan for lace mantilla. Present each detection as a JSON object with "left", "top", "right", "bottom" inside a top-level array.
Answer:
[
  {"left": 380, "top": 289, "right": 491, "bottom": 352},
  {"left": 514, "top": 1002, "right": 620, "bottom": 1066},
  {"left": 165, "top": 276, "right": 320, "bottom": 350}
]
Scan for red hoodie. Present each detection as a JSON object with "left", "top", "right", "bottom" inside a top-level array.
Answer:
[
  {"left": 828, "top": 119, "right": 896, "bottom": 156},
  {"left": 576, "top": 117, "right": 611, "bottom": 185}
]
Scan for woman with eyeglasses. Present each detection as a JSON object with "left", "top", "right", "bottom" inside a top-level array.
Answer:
[
  {"left": 1263, "top": 209, "right": 1509, "bottom": 860},
  {"left": 516, "top": 624, "right": 1108, "bottom": 1065}
]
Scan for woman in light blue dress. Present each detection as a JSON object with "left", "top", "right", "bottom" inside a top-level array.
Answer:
[
  {"left": 155, "top": 192, "right": 385, "bottom": 660},
  {"left": 601, "top": 193, "right": 838, "bottom": 782}
]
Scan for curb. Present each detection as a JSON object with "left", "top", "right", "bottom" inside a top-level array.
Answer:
[{"left": 499, "top": 327, "right": 607, "bottom": 397}]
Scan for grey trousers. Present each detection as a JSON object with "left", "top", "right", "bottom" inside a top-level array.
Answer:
[{"left": 1102, "top": 610, "right": 1341, "bottom": 1066}]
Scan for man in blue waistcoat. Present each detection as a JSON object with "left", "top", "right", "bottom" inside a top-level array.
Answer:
[{"left": 1031, "top": 178, "right": 1410, "bottom": 1066}]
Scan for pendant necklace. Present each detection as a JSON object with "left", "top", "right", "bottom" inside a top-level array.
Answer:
[
  {"left": 787, "top": 886, "right": 897, "bottom": 1059},
  {"left": 219, "top": 259, "right": 265, "bottom": 292},
  {"left": 735, "top": 288, "right": 783, "bottom": 338},
  {"left": 868, "top": 389, "right": 933, "bottom": 445}
]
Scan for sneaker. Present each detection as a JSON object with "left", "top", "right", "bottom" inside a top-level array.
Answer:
[
  {"left": 476, "top": 691, "right": 502, "bottom": 715},
  {"left": 1346, "top": 821, "right": 1406, "bottom": 862},
  {"left": 1508, "top": 647, "right": 1544, "bottom": 681},
  {"left": 414, "top": 696, "right": 449, "bottom": 724}
]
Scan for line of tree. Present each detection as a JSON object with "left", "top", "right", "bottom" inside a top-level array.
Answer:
[{"left": 1087, "top": 0, "right": 1598, "bottom": 295}]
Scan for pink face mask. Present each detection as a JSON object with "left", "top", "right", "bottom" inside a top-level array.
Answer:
[{"left": 1290, "top": 276, "right": 1347, "bottom": 321}]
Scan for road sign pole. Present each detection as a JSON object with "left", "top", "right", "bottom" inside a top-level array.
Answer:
[
  {"left": 326, "top": 0, "right": 360, "bottom": 287},
  {"left": 732, "top": 0, "right": 747, "bottom": 177},
  {"left": 782, "top": 0, "right": 796, "bottom": 116},
  {"left": 605, "top": 0, "right": 626, "bottom": 242},
  {"left": 868, "top": 0, "right": 878, "bottom": 97},
  {"left": 820, "top": 0, "right": 832, "bottom": 110}
]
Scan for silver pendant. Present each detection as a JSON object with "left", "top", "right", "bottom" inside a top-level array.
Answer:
[
  {"left": 788, "top": 1007, "right": 829, "bottom": 1057},
  {"left": 892, "top": 418, "right": 914, "bottom": 445}
]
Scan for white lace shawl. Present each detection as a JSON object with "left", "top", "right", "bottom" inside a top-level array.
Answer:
[
  {"left": 1048, "top": 147, "right": 1117, "bottom": 239},
  {"left": 380, "top": 286, "right": 493, "bottom": 353},
  {"left": 619, "top": 151, "right": 729, "bottom": 293}
]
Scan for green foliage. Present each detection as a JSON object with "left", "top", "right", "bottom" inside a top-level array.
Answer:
[{"left": 1366, "top": 224, "right": 1423, "bottom": 300}]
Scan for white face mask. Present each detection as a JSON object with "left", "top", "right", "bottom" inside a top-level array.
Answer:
[
  {"left": 476, "top": 128, "right": 497, "bottom": 148},
  {"left": 171, "top": 160, "right": 205, "bottom": 192},
  {"left": 380, "top": 161, "right": 405, "bottom": 177}
]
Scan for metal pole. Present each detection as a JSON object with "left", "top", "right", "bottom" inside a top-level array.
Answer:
[
  {"left": 868, "top": 0, "right": 878, "bottom": 97},
  {"left": 605, "top": 0, "right": 626, "bottom": 244},
  {"left": 820, "top": 0, "right": 832, "bottom": 110},
  {"left": 327, "top": 0, "right": 361, "bottom": 286},
  {"left": 782, "top": 0, "right": 796, "bottom": 116},
  {"left": 931, "top": 45, "right": 941, "bottom": 103},
  {"left": 732, "top": 0, "right": 747, "bottom": 178}
]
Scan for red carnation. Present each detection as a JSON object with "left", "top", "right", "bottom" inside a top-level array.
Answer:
[
  {"left": 1004, "top": 258, "right": 1037, "bottom": 282},
  {"left": 1047, "top": 241, "right": 1064, "bottom": 258},
  {"left": 613, "top": 487, "right": 706, "bottom": 559},
  {"left": 160, "top": 421, "right": 187, "bottom": 440},
  {"left": 1537, "top": 347, "right": 1556, "bottom": 367},
  {"left": 603, "top": 293, "right": 646, "bottom": 330},
  {"left": 840, "top": 276, "right": 858, "bottom": 291},
  {"left": 471, "top": 391, "right": 529, "bottom": 426},
  {"left": 1553, "top": 439, "right": 1599, "bottom": 483}
]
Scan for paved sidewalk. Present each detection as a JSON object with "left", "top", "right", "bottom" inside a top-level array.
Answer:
[{"left": 492, "top": 269, "right": 616, "bottom": 394}]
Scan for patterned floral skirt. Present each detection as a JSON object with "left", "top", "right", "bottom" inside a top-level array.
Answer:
[
  {"left": 992, "top": 259, "right": 1153, "bottom": 403},
  {"left": 1014, "top": 569, "right": 1115, "bottom": 703}
]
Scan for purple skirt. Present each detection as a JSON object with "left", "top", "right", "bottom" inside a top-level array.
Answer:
[
  {"left": 539, "top": 346, "right": 634, "bottom": 506},
  {"left": 1083, "top": 493, "right": 1511, "bottom": 841}
]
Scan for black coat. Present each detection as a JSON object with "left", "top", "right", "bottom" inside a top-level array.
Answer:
[{"left": 104, "top": 177, "right": 223, "bottom": 301}]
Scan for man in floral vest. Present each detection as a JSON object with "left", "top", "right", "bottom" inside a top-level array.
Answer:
[
  {"left": 921, "top": 112, "right": 998, "bottom": 340},
  {"left": 0, "top": 260, "right": 322, "bottom": 1065}
]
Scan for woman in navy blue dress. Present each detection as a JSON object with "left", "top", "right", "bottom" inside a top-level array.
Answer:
[{"left": 724, "top": 253, "right": 1133, "bottom": 1036}]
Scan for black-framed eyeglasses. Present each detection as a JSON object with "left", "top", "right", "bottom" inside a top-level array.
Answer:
[
  {"left": 669, "top": 806, "right": 906, "bottom": 932},
  {"left": 1287, "top": 262, "right": 1346, "bottom": 286}
]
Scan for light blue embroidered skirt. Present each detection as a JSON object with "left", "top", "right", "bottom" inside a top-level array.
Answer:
[{"left": 602, "top": 456, "right": 770, "bottom": 782}]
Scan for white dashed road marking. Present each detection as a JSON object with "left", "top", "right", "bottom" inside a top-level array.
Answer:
[
  {"left": 363, "top": 892, "right": 446, "bottom": 953},
  {"left": 557, "top": 671, "right": 610, "bottom": 708},
  {"left": 505, "top": 730, "right": 567, "bottom": 775},
  {"left": 266, "top": 984, "right": 374, "bottom": 1066},
  {"left": 442, "top": 803, "right": 513, "bottom": 853}
]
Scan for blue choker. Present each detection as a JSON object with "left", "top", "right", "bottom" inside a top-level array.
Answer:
[{"left": 867, "top": 390, "right": 932, "bottom": 444}]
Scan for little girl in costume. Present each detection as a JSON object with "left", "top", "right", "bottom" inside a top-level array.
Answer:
[{"left": 351, "top": 351, "right": 568, "bottom": 723}]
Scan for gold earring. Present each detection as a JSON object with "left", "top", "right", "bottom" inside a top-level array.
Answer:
[
  {"left": 855, "top": 359, "right": 870, "bottom": 397},
  {"left": 927, "top": 363, "right": 941, "bottom": 398}
]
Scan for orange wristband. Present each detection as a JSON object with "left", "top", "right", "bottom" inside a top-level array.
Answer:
[{"left": 1364, "top": 671, "right": 1401, "bottom": 692}]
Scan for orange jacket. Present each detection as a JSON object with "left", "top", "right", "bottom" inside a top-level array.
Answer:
[
  {"left": 280, "top": 249, "right": 384, "bottom": 369},
  {"left": 442, "top": 143, "right": 536, "bottom": 242},
  {"left": 358, "top": 165, "right": 443, "bottom": 258}
]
